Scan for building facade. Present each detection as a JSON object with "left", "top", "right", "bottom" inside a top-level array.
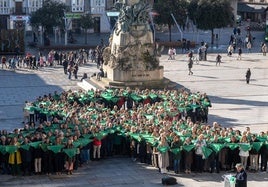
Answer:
[
  {"left": 0, "top": 0, "right": 113, "bottom": 33},
  {"left": 238, "top": 0, "right": 268, "bottom": 22}
]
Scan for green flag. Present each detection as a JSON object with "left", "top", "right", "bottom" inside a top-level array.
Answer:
[
  {"left": 5, "top": 145, "right": 18, "bottom": 154},
  {"left": 170, "top": 148, "right": 181, "bottom": 154},
  {"left": 82, "top": 134, "right": 93, "bottom": 139},
  {"left": 157, "top": 146, "right": 169, "bottom": 153},
  {"left": 209, "top": 143, "right": 225, "bottom": 153},
  {"left": 227, "top": 143, "right": 239, "bottom": 150},
  {"left": 251, "top": 142, "right": 263, "bottom": 152},
  {"left": 257, "top": 136, "right": 267, "bottom": 142},
  {"left": 94, "top": 132, "right": 108, "bottom": 140},
  {"left": 29, "top": 141, "right": 42, "bottom": 149},
  {"left": 129, "top": 133, "right": 141, "bottom": 142},
  {"left": 182, "top": 144, "right": 195, "bottom": 152},
  {"left": 0, "top": 145, "right": 7, "bottom": 154},
  {"left": 20, "top": 144, "right": 30, "bottom": 151},
  {"left": 79, "top": 138, "right": 93, "bottom": 147},
  {"left": 239, "top": 143, "right": 251, "bottom": 151},
  {"left": 47, "top": 145, "right": 64, "bottom": 154},
  {"left": 40, "top": 144, "right": 49, "bottom": 152},
  {"left": 63, "top": 148, "right": 77, "bottom": 158},
  {"left": 73, "top": 141, "right": 81, "bottom": 148},
  {"left": 202, "top": 146, "right": 213, "bottom": 159}
]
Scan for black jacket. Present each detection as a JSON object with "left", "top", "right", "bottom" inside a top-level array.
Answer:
[{"left": 235, "top": 169, "right": 247, "bottom": 187}]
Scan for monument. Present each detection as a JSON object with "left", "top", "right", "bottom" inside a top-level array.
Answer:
[{"left": 102, "top": 0, "right": 167, "bottom": 88}]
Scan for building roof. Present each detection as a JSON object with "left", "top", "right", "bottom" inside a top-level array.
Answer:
[{"left": 238, "top": 3, "right": 267, "bottom": 13}]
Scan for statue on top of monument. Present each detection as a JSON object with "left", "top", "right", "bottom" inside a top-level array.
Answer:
[
  {"left": 102, "top": 0, "right": 163, "bottom": 72},
  {"left": 114, "top": 0, "right": 151, "bottom": 35}
]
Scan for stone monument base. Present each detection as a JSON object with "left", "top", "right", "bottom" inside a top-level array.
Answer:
[
  {"left": 104, "top": 66, "right": 164, "bottom": 82},
  {"left": 90, "top": 76, "right": 173, "bottom": 90}
]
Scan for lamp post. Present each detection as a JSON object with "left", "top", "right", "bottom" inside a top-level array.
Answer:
[{"left": 64, "top": 12, "right": 68, "bottom": 45}]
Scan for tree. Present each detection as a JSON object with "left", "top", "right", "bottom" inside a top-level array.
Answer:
[
  {"left": 153, "top": 0, "right": 189, "bottom": 41},
  {"left": 78, "top": 14, "right": 94, "bottom": 44},
  {"left": 188, "top": 0, "right": 233, "bottom": 44},
  {"left": 29, "top": 0, "right": 67, "bottom": 35}
]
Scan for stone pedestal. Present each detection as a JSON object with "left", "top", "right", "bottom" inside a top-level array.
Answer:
[{"left": 105, "top": 66, "right": 163, "bottom": 82}]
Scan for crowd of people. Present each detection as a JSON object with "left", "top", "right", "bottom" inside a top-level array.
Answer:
[
  {"left": 0, "top": 88, "right": 267, "bottom": 178},
  {"left": 0, "top": 45, "right": 105, "bottom": 81}
]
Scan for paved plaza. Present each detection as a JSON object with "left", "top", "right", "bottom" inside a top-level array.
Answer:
[
  {"left": 0, "top": 51, "right": 268, "bottom": 187},
  {"left": 0, "top": 25, "right": 268, "bottom": 186}
]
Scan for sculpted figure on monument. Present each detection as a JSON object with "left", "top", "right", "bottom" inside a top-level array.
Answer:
[
  {"left": 114, "top": 0, "right": 151, "bottom": 35},
  {"left": 103, "top": 0, "right": 162, "bottom": 73}
]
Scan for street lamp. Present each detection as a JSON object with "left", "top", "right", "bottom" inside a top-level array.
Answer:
[{"left": 64, "top": 12, "right": 68, "bottom": 45}]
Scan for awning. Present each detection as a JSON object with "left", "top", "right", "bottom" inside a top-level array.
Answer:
[{"left": 238, "top": 3, "right": 267, "bottom": 13}]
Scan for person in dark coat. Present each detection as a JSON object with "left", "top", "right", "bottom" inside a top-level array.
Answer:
[
  {"left": 245, "top": 68, "right": 251, "bottom": 84},
  {"left": 62, "top": 59, "right": 68, "bottom": 74},
  {"left": 235, "top": 163, "right": 247, "bottom": 187},
  {"left": 171, "top": 135, "right": 183, "bottom": 174},
  {"left": 20, "top": 137, "right": 33, "bottom": 176},
  {"left": 138, "top": 137, "right": 147, "bottom": 163}
]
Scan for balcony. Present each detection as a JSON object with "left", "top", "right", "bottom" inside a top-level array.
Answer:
[
  {"left": 72, "top": 5, "right": 84, "bottom": 12},
  {"left": 0, "top": 7, "right": 11, "bottom": 15}
]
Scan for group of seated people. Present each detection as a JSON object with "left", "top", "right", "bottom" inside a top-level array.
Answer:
[{"left": 0, "top": 88, "right": 267, "bottom": 177}]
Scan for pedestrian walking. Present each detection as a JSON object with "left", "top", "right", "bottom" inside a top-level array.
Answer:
[
  {"left": 168, "top": 47, "right": 173, "bottom": 60},
  {"left": 1, "top": 56, "right": 8, "bottom": 69},
  {"left": 62, "top": 59, "right": 68, "bottom": 74},
  {"left": 247, "top": 42, "right": 252, "bottom": 53},
  {"left": 227, "top": 44, "right": 233, "bottom": 56},
  {"left": 216, "top": 54, "right": 222, "bottom": 66},
  {"left": 245, "top": 68, "right": 251, "bottom": 84},
  {"left": 261, "top": 43, "right": 267, "bottom": 56},
  {"left": 67, "top": 63, "right": 73, "bottom": 79},
  {"left": 237, "top": 48, "right": 242, "bottom": 60},
  {"left": 188, "top": 58, "right": 193, "bottom": 75},
  {"left": 73, "top": 63, "right": 78, "bottom": 79}
]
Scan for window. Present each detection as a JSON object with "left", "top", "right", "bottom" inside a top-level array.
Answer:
[
  {"left": 72, "top": 0, "right": 84, "bottom": 12},
  {"left": 0, "top": 0, "right": 9, "bottom": 7},
  {"left": 28, "top": 0, "right": 43, "bottom": 8}
]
